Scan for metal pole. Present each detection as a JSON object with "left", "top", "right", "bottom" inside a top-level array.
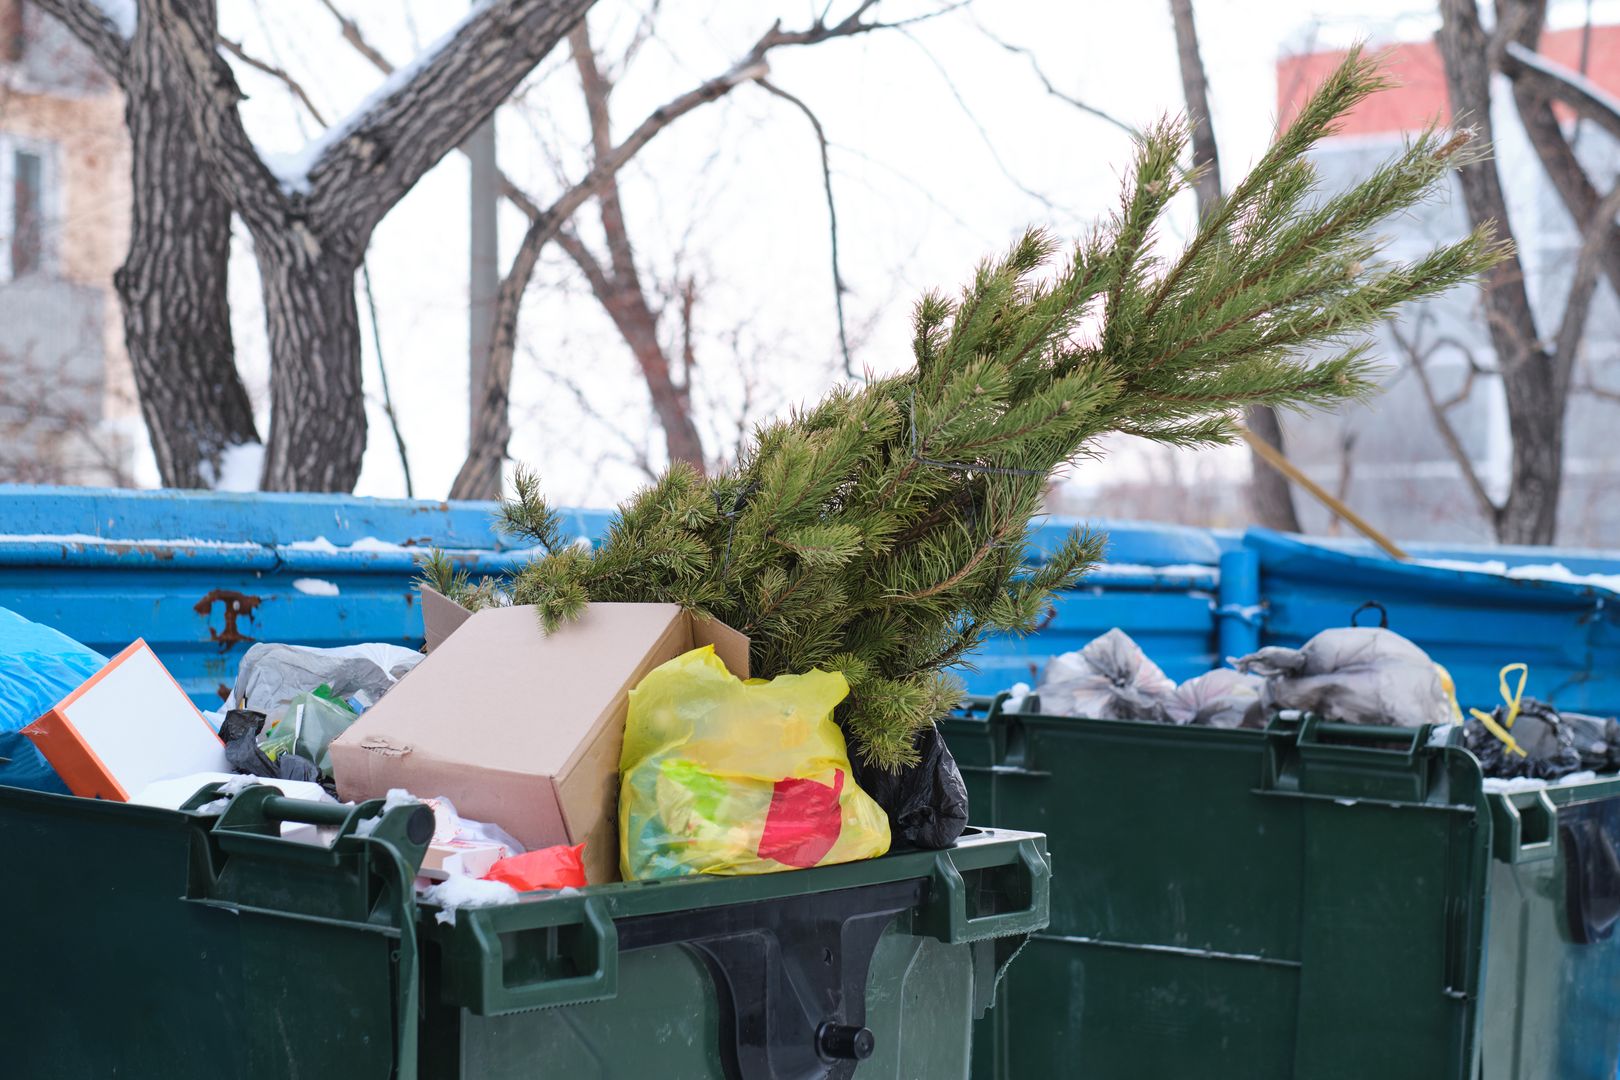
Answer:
[{"left": 467, "top": 109, "right": 499, "bottom": 439}]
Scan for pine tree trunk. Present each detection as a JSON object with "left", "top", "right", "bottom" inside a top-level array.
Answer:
[{"left": 255, "top": 242, "right": 366, "bottom": 491}]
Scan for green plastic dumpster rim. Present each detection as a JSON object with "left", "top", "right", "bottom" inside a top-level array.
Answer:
[{"left": 424, "top": 826, "right": 1054, "bottom": 1015}]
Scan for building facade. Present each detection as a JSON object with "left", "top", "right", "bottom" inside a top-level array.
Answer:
[{"left": 0, "top": 0, "right": 133, "bottom": 486}]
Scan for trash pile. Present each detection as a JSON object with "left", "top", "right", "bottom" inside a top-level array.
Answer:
[
  {"left": 2, "top": 585, "right": 893, "bottom": 907},
  {"left": 1023, "top": 624, "right": 1620, "bottom": 784},
  {"left": 1036, "top": 628, "right": 1265, "bottom": 729}
]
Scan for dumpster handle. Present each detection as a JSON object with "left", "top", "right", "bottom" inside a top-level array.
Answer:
[
  {"left": 461, "top": 895, "right": 620, "bottom": 1014},
  {"left": 1492, "top": 790, "right": 1558, "bottom": 865},
  {"left": 926, "top": 840, "right": 1051, "bottom": 944}
]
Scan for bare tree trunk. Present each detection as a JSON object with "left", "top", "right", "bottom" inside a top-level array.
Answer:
[
  {"left": 34, "top": 0, "right": 257, "bottom": 488},
  {"left": 254, "top": 244, "right": 366, "bottom": 491},
  {"left": 1438, "top": 0, "right": 1564, "bottom": 544},
  {"left": 1168, "top": 0, "right": 1302, "bottom": 532},
  {"left": 149, "top": 0, "right": 594, "bottom": 491}
]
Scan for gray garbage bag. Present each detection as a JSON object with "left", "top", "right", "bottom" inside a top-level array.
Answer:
[
  {"left": 232, "top": 642, "right": 423, "bottom": 713},
  {"left": 1168, "top": 668, "right": 1266, "bottom": 728},
  {"left": 1038, "top": 629, "right": 1176, "bottom": 721},
  {"left": 1233, "top": 626, "right": 1450, "bottom": 726}
]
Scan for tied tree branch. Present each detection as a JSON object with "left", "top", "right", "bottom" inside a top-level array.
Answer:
[
  {"left": 143, "top": 0, "right": 596, "bottom": 491},
  {"left": 32, "top": 0, "right": 259, "bottom": 489},
  {"left": 1168, "top": 0, "right": 1302, "bottom": 532}
]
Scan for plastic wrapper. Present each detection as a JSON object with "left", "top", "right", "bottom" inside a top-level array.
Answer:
[
  {"left": 219, "top": 708, "right": 326, "bottom": 788},
  {"left": 619, "top": 646, "right": 890, "bottom": 880},
  {"left": 1167, "top": 668, "right": 1266, "bottom": 729},
  {"left": 1037, "top": 628, "right": 1176, "bottom": 721},
  {"left": 231, "top": 642, "right": 423, "bottom": 714},
  {"left": 259, "top": 687, "right": 359, "bottom": 775},
  {"left": 0, "top": 607, "right": 106, "bottom": 793},
  {"left": 1233, "top": 626, "right": 1451, "bottom": 726},
  {"left": 483, "top": 843, "right": 588, "bottom": 891},
  {"left": 853, "top": 724, "right": 968, "bottom": 850}
]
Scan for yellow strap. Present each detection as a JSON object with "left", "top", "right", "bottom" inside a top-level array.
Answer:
[
  {"left": 1468, "top": 662, "right": 1530, "bottom": 758},
  {"left": 1497, "top": 663, "right": 1528, "bottom": 728}
]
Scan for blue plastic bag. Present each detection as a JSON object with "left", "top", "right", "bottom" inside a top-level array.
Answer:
[{"left": 0, "top": 607, "right": 107, "bottom": 793}]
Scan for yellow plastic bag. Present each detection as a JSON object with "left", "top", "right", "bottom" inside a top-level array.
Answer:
[{"left": 619, "top": 646, "right": 891, "bottom": 880}]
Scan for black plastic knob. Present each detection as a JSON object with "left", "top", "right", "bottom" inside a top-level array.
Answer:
[{"left": 817, "top": 1022, "right": 875, "bottom": 1061}]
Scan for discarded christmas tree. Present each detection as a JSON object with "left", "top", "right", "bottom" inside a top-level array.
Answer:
[{"left": 427, "top": 50, "right": 1503, "bottom": 771}]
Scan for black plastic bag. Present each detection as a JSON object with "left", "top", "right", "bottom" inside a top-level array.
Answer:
[
  {"left": 218, "top": 708, "right": 328, "bottom": 791},
  {"left": 1564, "top": 712, "right": 1620, "bottom": 772},
  {"left": 1464, "top": 697, "right": 1583, "bottom": 780},
  {"left": 854, "top": 725, "right": 968, "bottom": 850}
]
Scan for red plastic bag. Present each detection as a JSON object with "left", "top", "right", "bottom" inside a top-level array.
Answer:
[{"left": 481, "top": 842, "right": 588, "bottom": 891}]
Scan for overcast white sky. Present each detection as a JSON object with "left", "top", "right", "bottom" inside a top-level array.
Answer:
[{"left": 154, "top": 0, "right": 1611, "bottom": 507}]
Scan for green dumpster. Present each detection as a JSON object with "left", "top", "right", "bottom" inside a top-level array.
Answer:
[
  {"left": 942, "top": 694, "right": 1620, "bottom": 1080},
  {"left": 0, "top": 780, "right": 1049, "bottom": 1079}
]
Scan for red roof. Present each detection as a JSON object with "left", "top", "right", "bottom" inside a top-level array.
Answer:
[{"left": 1277, "top": 25, "right": 1620, "bottom": 135}]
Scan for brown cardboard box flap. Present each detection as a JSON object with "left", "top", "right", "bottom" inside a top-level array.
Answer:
[
  {"left": 420, "top": 585, "right": 474, "bottom": 653},
  {"left": 693, "top": 616, "right": 750, "bottom": 680}
]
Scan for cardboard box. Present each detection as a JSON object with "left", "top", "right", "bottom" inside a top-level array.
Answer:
[
  {"left": 420, "top": 840, "right": 506, "bottom": 881},
  {"left": 23, "top": 640, "right": 230, "bottom": 800},
  {"left": 330, "top": 602, "right": 748, "bottom": 885},
  {"left": 419, "top": 586, "right": 472, "bottom": 654}
]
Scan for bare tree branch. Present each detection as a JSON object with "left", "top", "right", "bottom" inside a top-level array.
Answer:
[
  {"left": 360, "top": 262, "right": 413, "bottom": 497},
  {"left": 1391, "top": 318, "right": 1501, "bottom": 526},
  {"left": 1498, "top": 0, "right": 1620, "bottom": 299},
  {"left": 218, "top": 35, "right": 328, "bottom": 127},
  {"left": 445, "top": 6, "right": 891, "bottom": 495},
  {"left": 1500, "top": 39, "right": 1620, "bottom": 142},
  {"left": 314, "top": 0, "right": 392, "bottom": 72},
  {"left": 1553, "top": 181, "right": 1620, "bottom": 367},
  {"left": 26, "top": 0, "right": 126, "bottom": 77},
  {"left": 895, "top": 26, "right": 1060, "bottom": 212},
  {"left": 152, "top": 0, "right": 593, "bottom": 249},
  {"left": 965, "top": 15, "right": 1138, "bottom": 138},
  {"left": 757, "top": 78, "right": 856, "bottom": 378}
]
